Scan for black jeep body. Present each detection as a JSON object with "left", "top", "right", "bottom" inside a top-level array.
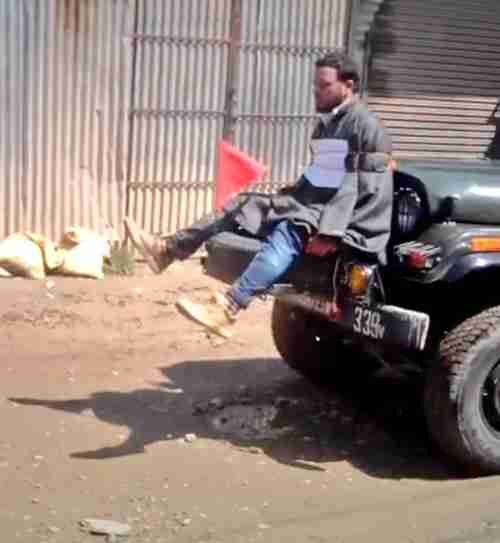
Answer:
[{"left": 203, "top": 159, "right": 500, "bottom": 474}]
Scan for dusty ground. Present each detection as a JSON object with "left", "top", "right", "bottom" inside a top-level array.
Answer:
[{"left": 2, "top": 259, "right": 500, "bottom": 543}]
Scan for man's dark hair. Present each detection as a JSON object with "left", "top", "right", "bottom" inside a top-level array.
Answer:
[{"left": 315, "top": 51, "right": 361, "bottom": 94}]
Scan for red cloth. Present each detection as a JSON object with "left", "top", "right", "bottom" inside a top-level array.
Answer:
[{"left": 215, "top": 140, "right": 268, "bottom": 209}]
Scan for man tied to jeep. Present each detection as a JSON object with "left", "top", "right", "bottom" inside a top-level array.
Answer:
[{"left": 124, "top": 50, "right": 394, "bottom": 338}]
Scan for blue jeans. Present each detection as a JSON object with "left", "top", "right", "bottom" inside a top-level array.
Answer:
[{"left": 228, "top": 220, "right": 306, "bottom": 308}]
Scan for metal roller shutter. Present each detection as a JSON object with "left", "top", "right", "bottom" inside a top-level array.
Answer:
[{"left": 366, "top": 0, "right": 500, "bottom": 159}]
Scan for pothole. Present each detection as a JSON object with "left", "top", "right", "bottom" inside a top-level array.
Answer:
[{"left": 209, "top": 404, "right": 293, "bottom": 440}]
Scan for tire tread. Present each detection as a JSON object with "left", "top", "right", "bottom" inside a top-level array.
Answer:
[{"left": 425, "top": 305, "right": 500, "bottom": 473}]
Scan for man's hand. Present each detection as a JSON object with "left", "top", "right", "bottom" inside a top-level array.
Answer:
[{"left": 306, "top": 235, "right": 338, "bottom": 257}]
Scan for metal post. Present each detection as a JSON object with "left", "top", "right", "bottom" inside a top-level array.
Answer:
[
  {"left": 124, "top": 0, "right": 140, "bottom": 222},
  {"left": 221, "top": 0, "right": 242, "bottom": 143}
]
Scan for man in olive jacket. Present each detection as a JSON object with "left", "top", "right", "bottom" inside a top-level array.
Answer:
[{"left": 124, "top": 50, "right": 393, "bottom": 338}]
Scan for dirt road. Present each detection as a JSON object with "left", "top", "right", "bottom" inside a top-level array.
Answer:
[{"left": 1, "top": 260, "right": 500, "bottom": 543}]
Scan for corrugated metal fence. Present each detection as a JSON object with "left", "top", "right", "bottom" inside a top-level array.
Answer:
[
  {"left": 0, "top": 0, "right": 349, "bottom": 241},
  {"left": 0, "top": 0, "right": 134, "bottom": 241},
  {"left": 126, "top": 0, "right": 232, "bottom": 234}
]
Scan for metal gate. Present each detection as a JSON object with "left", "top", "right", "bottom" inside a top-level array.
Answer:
[
  {"left": 366, "top": 0, "right": 500, "bottom": 159},
  {"left": 126, "top": 0, "right": 349, "bottom": 234}
]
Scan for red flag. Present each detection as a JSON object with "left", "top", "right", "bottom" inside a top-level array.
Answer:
[{"left": 215, "top": 140, "right": 268, "bottom": 209}]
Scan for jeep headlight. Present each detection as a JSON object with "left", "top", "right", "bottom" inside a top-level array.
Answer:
[{"left": 394, "top": 187, "right": 423, "bottom": 238}]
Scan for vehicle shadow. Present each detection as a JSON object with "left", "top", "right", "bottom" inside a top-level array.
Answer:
[{"left": 11, "top": 356, "right": 463, "bottom": 481}]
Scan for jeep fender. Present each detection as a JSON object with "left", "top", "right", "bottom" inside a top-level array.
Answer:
[
  {"left": 442, "top": 253, "right": 500, "bottom": 283},
  {"left": 403, "top": 223, "right": 500, "bottom": 284}
]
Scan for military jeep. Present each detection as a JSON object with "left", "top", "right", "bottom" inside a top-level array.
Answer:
[{"left": 203, "top": 159, "right": 500, "bottom": 474}]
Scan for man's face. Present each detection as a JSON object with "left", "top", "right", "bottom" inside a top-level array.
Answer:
[{"left": 313, "top": 66, "right": 353, "bottom": 113}]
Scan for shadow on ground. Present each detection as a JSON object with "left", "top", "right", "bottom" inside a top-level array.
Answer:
[{"left": 11, "top": 357, "right": 460, "bottom": 481}]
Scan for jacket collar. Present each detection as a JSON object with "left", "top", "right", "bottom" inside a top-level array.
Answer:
[{"left": 319, "top": 97, "right": 357, "bottom": 125}]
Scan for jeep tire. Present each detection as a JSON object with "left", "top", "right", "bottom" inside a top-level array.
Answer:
[
  {"left": 425, "top": 306, "right": 500, "bottom": 474},
  {"left": 271, "top": 299, "right": 352, "bottom": 382}
]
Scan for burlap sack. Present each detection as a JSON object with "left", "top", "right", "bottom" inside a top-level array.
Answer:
[
  {"left": 56, "top": 227, "right": 110, "bottom": 279},
  {"left": 0, "top": 235, "right": 46, "bottom": 279}
]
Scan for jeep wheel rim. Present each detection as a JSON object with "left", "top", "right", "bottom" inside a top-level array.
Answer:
[{"left": 481, "top": 363, "right": 500, "bottom": 434}]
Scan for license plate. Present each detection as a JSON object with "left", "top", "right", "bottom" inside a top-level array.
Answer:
[{"left": 340, "top": 301, "right": 430, "bottom": 351}]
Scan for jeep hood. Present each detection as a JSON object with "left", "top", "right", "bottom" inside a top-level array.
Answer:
[{"left": 397, "top": 159, "right": 500, "bottom": 224}]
